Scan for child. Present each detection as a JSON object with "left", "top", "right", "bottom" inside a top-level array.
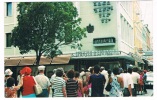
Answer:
[{"left": 5, "top": 77, "right": 23, "bottom": 98}]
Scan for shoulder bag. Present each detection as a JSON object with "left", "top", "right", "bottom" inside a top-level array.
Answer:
[{"left": 33, "top": 76, "right": 43, "bottom": 95}]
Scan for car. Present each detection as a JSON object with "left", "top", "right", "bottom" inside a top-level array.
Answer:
[{"left": 145, "top": 71, "right": 153, "bottom": 89}]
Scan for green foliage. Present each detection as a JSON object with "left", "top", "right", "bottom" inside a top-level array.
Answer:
[{"left": 11, "top": 2, "right": 86, "bottom": 65}]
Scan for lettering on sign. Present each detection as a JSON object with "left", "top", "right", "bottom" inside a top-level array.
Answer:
[
  {"left": 72, "top": 50, "right": 121, "bottom": 57},
  {"left": 93, "top": 37, "right": 116, "bottom": 46}
]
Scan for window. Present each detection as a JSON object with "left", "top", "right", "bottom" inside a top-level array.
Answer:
[
  {"left": 6, "top": 33, "right": 11, "bottom": 47},
  {"left": 6, "top": 2, "right": 12, "bottom": 16}
]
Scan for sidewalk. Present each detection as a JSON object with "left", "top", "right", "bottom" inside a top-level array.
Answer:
[{"left": 137, "top": 89, "right": 153, "bottom": 97}]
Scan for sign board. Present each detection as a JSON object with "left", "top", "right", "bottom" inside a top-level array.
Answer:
[{"left": 93, "top": 37, "right": 116, "bottom": 46}]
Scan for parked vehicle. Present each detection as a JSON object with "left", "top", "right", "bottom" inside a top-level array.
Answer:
[{"left": 145, "top": 71, "right": 153, "bottom": 89}]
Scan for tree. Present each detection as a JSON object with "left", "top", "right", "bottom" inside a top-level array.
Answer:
[{"left": 11, "top": 2, "right": 86, "bottom": 65}]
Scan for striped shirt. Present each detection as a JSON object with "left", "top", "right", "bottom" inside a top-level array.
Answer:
[
  {"left": 66, "top": 78, "right": 78, "bottom": 97},
  {"left": 52, "top": 77, "right": 66, "bottom": 97}
]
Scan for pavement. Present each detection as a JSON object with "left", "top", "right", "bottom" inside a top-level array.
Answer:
[{"left": 136, "top": 89, "right": 153, "bottom": 97}]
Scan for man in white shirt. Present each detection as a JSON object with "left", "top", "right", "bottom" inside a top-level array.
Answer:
[
  {"left": 119, "top": 67, "right": 133, "bottom": 97},
  {"left": 100, "top": 66, "right": 108, "bottom": 96},
  {"left": 35, "top": 65, "right": 51, "bottom": 97},
  {"left": 131, "top": 67, "right": 140, "bottom": 96}
]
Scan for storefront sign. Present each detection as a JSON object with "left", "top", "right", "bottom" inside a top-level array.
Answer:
[
  {"left": 93, "top": 37, "right": 116, "bottom": 46},
  {"left": 72, "top": 50, "right": 121, "bottom": 58}
]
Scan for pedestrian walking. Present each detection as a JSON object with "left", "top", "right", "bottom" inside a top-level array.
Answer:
[
  {"left": 74, "top": 71, "right": 84, "bottom": 97},
  {"left": 110, "top": 66, "right": 123, "bottom": 97},
  {"left": 35, "top": 65, "right": 51, "bottom": 97},
  {"left": 50, "top": 69, "right": 56, "bottom": 97},
  {"left": 51, "top": 68, "right": 67, "bottom": 97},
  {"left": 100, "top": 66, "right": 108, "bottom": 96},
  {"left": 5, "top": 69, "right": 13, "bottom": 87},
  {"left": 105, "top": 69, "right": 112, "bottom": 97},
  {"left": 17, "top": 70, "right": 23, "bottom": 98},
  {"left": 5, "top": 77, "right": 23, "bottom": 98},
  {"left": 66, "top": 69, "right": 78, "bottom": 97},
  {"left": 88, "top": 65, "right": 106, "bottom": 97},
  {"left": 20, "top": 66, "right": 36, "bottom": 98},
  {"left": 138, "top": 70, "right": 144, "bottom": 95},
  {"left": 143, "top": 70, "right": 147, "bottom": 94},
  {"left": 131, "top": 67, "right": 140, "bottom": 96},
  {"left": 121, "top": 67, "right": 133, "bottom": 97}
]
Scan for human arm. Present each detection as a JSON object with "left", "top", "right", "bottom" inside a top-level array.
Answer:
[
  {"left": 128, "top": 84, "right": 132, "bottom": 96},
  {"left": 62, "top": 86, "right": 67, "bottom": 97}
]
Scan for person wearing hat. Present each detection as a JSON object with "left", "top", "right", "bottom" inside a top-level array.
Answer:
[
  {"left": 35, "top": 65, "right": 51, "bottom": 97},
  {"left": 20, "top": 66, "right": 36, "bottom": 98},
  {"left": 5, "top": 69, "right": 13, "bottom": 87}
]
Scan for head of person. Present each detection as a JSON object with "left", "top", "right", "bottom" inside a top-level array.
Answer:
[
  {"left": 5, "top": 69, "right": 13, "bottom": 77},
  {"left": 74, "top": 71, "right": 80, "bottom": 78},
  {"left": 119, "top": 67, "right": 123, "bottom": 74},
  {"left": 107, "top": 69, "right": 112, "bottom": 77},
  {"left": 113, "top": 66, "right": 119, "bottom": 75},
  {"left": 144, "top": 70, "right": 147, "bottom": 74},
  {"left": 127, "top": 67, "right": 132, "bottom": 74},
  {"left": 133, "top": 66, "right": 138, "bottom": 72},
  {"left": 90, "top": 67, "right": 94, "bottom": 74},
  {"left": 20, "top": 66, "right": 32, "bottom": 76},
  {"left": 94, "top": 65, "right": 100, "bottom": 74},
  {"left": 100, "top": 66, "right": 105, "bottom": 72},
  {"left": 81, "top": 68, "right": 84, "bottom": 72},
  {"left": 38, "top": 65, "right": 45, "bottom": 73},
  {"left": 67, "top": 69, "right": 75, "bottom": 78},
  {"left": 6, "top": 77, "right": 15, "bottom": 87},
  {"left": 56, "top": 68, "right": 64, "bottom": 77}
]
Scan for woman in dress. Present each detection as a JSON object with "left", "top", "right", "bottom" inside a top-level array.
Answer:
[
  {"left": 20, "top": 66, "right": 36, "bottom": 98},
  {"left": 110, "top": 66, "right": 124, "bottom": 97}
]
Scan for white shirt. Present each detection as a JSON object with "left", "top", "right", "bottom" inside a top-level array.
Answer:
[
  {"left": 101, "top": 70, "right": 108, "bottom": 87},
  {"left": 119, "top": 73, "right": 134, "bottom": 88},
  {"left": 50, "top": 74, "right": 56, "bottom": 89},
  {"left": 35, "top": 73, "right": 51, "bottom": 89},
  {"left": 131, "top": 72, "right": 140, "bottom": 84}
]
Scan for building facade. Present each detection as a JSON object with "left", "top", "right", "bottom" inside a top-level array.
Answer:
[{"left": 4, "top": 1, "right": 152, "bottom": 78}]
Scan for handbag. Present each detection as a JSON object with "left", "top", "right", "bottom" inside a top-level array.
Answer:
[
  {"left": 105, "top": 77, "right": 112, "bottom": 91},
  {"left": 33, "top": 76, "right": 43, "bottom": 95}
]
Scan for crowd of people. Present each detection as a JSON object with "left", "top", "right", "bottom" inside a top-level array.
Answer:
[{"left": 4, "top": 64, "right": 148, "bottom": 98}]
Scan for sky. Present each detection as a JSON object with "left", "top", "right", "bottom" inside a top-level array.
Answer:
[{"left": 139, "top": 0, "right": 153, "bottom": 34}]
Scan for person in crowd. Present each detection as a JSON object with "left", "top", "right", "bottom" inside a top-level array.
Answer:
[
  {"left": 80, "top": 68, "right": 86, "bottom": 83},
  {"left": 121, "top": 67, "right": 133, "bottom": 97},
  {"left": 35, "top": 65, "right": 51, "bottom": 97},
  {"left": 5, "top": 77, "right": 23, "bottom": 98},
  {"left": 88, "top": 65, "right": 106, "bottom": 97},
  {"left": 17, "top": 70, "right": 23, "bottom": 98},
  {"left": 74, "top": 71, "right": 84, "bottom": 97},
  {"left": 50, "top": 69, "right": 56, "bottom": 97},
  {"left": 105, "top": 69, "right": 112, "bottom": 97},
  {"left": 100, "top": 66, "right": 108, "bottom": 96},
  {"left": 51, "top": 68, "right": 67, "bottom": 97},
  {"left": 138, "top": 70, "right": 144, "bottom": 95},
  {"left": 143, "top": 70, "right": 147, "bottom": 94},
  {"left": 110, "top": 66, "right": 123, "bottom": 97},
  {"left": 20, "top": 66, "right": 36, "bottom": 98},
  {"left": 66, "top": 69, "right": 78, "bottom": 97},
  {"left": 131, "top": 67, "right": 140, "bottom": 96},
  {"left": 5, "top": 69, "right": 13, "bottom": 87}
]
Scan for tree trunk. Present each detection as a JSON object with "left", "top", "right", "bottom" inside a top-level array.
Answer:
[{"left": 35, "top": 51, "right": 42, "bottom": 66}]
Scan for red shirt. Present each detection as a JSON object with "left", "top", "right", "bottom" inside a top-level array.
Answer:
[{"left": 22, "top": 75, "right": 36, "bottom": 96}]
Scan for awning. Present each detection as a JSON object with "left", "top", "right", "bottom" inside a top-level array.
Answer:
[
  {"left": 39, "top": 56, "right": 52, "bottom": 65},
  {"left": 4, "top": 54, "right": 71, "bottom": 66},
  {"left": 5, "top": 57, "right": 21, "bottom": 66},
  {"left": 18, "top": 57, "right": 36, "bottom": 66},
  {"left": 129, "top": 53, "right": 145, "bottom": 64},
  {"left": 51, "top": 54, "right": 71, "bottom": 64}
]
